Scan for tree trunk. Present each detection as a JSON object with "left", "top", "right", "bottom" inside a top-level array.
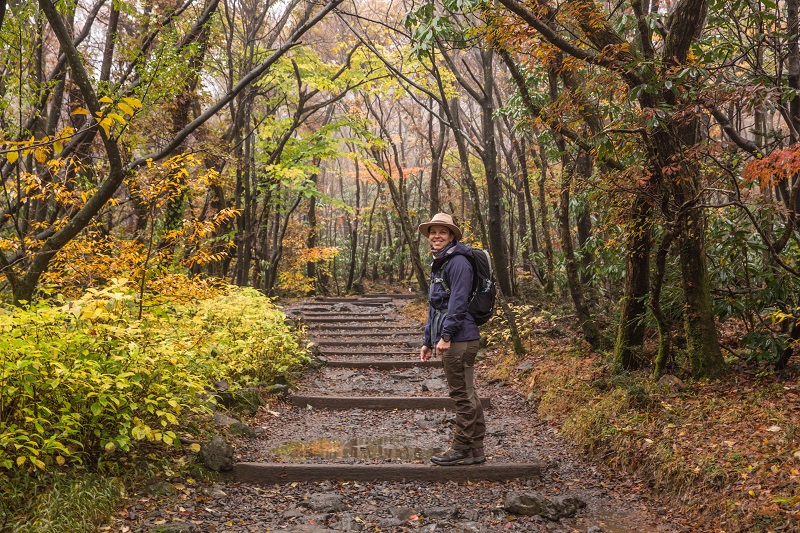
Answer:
[
  {"left": 678, "top": 204, "right": 725, "bottom": 377},
  {"left": 479, "top": 49, "right": 514, "bottom": 297},
  {"left": 535, "top": 143, "right": 555, "bottom": 294},
  {"left": 306, "top": 174, "right": 318, "bottom": 294},
  {"left": 613, "top": 194, "right": 652, "bottom": 370},
  {"left": 447, "top": 98, "right": 488, "bottom": 243},
  {"left": 345, "top": 165, "right": 360, "bottom": 293},
  {"left": 652, "top": 227, "right": 676, "bottom": 379},
  {"left": 557, "top": 154, "right": 602, "bottom": 349},
  {"left": 359, "top": 187, "right": 380, "bottom": 283}
]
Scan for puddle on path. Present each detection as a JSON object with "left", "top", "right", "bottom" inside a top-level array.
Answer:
[{"left": 272, "top": 437, "right": 442, "bottom": 461}]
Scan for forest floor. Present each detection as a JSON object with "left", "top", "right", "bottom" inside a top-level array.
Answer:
[
  {"left": 474, "top": 303, "right": 800, "bottom": 533},
  {"left": 101, "top": 294, "right": 798, "bottom": 533}
]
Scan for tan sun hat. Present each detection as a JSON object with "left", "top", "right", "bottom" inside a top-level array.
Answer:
[{"left": 418, "top": 213, "right": 462, "bottom": 241}]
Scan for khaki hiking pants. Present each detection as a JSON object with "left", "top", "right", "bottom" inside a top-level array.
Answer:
[{"left": 441, "top": 339, "right": 484, "bottom": 450}]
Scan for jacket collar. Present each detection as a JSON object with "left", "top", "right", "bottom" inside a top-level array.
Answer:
[{"left": 430, "top": 240, "right": 465, "bottom": 268}]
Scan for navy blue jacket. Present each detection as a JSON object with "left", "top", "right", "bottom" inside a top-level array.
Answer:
[{"left": 423, "top": 241, "right": 480, "bottom": 347}]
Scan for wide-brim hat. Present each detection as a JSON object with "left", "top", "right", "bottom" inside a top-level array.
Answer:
[{"left": 418, "top": 213, "right": 462, "bottom": 241}]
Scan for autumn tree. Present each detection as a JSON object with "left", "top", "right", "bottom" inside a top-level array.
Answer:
[{"left": 0, "top": 0, "right": 343, "bottom": 304}]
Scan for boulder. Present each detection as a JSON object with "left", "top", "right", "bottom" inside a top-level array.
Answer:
[
  {"left": 422, "top": 506, "right": 458, "bottom": 520},
  {"left": 149, "top": 522, "right": 196, "bottom": 533},
  {"left": 200, "top": 435, "right": 234, "bottom": 472},
  {"left": 212, "top": 412, "right": 254, "bottom": 438},
  {"left": 217, "top": 387, "right": 261, "bottom": 416},
  {"left": 389, "top": 506, "right": 417, "bottom": 520},
  {"left": 267, "top": 383, "right": 290, "bottom": 397},
  {"left": 301, "top": 493, "right": 347, "bottom": 513},
  {"left": 145, "top": 481, "right": 176, "bottom": 497},
  {"left": 421, "top": 378, "right": 447, "bottom": 391},
  {"left": 515, "top": 361, "right": 536, "bottom": 372},
  {"left": 504, "top": 492, "right": 586, "bottom": 520},
  {"left": 657, "top": 374, "right": 684, "bottom": 390}
]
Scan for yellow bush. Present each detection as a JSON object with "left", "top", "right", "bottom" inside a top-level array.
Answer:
[{"left": 0, "top": 277, "right": 305, "bottom": 473}]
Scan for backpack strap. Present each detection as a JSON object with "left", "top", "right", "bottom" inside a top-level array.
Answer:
[
  {"left": 433, "top": 259, "right": 452, "bottom": 293},
  {"left": 438, "top": 254, "right": 478, "bottom": 295}
]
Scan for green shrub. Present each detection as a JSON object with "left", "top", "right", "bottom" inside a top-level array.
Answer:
[{"left": 0, "top": 278, "right": 306, "bottom": 473}]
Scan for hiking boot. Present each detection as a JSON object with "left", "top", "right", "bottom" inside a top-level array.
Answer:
[
  {"left": 431, "top": 448, "right": 472, "bottom": 466},
  {"left": 471, "top": 446, "right": 486, "bottom": 464}
]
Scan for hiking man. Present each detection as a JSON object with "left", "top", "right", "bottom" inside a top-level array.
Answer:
[{"left": 418, "top": 213, "right": 485, "bottom": 466}]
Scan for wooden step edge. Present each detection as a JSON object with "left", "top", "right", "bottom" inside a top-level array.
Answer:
[
  {"left": 308, "top": 323, "right": 424, "bottom": 328},
  {"left": 317, "top": 351, "right": 420, "bottom": 356},
  {"left": 295, "top": 311, "right": 385, "bottom": 318},
  {"left": 362, "top": 293, "right": 419, "bottom": 299},
  {"left": 301, "top": 318, "right": 390, "bottom": 323},
  {"left": 287, "top": 395, "right": 492, "bottom": 410},
  {"left": 234, "top": 461, "right": 544, "bottom": 484},
  {"left": 312, "top": 341, "right": 416, "bottom": 347},
  {"left": 314, "top": 298, "right": 391, "bottom": 303},
  {"left": 324, "top": 359, "right": 441, "bottom": 369},
  {"left": 308, "top": 331, "right": 422, "bottom": 337}
]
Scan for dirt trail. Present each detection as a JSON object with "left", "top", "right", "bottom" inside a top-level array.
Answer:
[{"left": 111, "top": 295, "right": 692, "bottom": 532}]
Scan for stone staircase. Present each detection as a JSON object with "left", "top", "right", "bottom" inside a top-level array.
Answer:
[{"left": 233, "top": 294, "right": 546, "bottom": 484}]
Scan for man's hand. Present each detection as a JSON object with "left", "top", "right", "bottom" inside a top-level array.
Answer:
[
  {"left": 435, "top": 338, "right": 451, "bottom": 355},
  {"left": 420, "top": 345, "right": 433, "bottom": 362}
]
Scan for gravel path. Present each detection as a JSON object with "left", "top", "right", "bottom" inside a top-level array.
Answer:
[{"left": 109, "top": 296, "right": 693, "bottom": 533}]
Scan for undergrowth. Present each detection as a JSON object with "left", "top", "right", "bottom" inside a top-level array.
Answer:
[
  {"left": 0, "top": 276, "right": 307, "bottom": 531},
  {"left": 3, "top": 473, "right": 126, "bottom": 533},
  {"left": 484, "top": 305, "right": 800, "bottom": 533}
]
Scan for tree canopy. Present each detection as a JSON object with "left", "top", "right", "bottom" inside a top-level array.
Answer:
[{"left": 2, "top": 0, "right": 800, "bottom": 377}]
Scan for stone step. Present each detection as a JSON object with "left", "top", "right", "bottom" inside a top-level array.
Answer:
[
  {"left": 287, "top": 395, "right": 491, "bottom": 410},
  {"left": 234, "top": 461, "right": 545, "bottom": 484}
]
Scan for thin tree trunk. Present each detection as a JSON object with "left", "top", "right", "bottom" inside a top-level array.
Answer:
[
  {"left": 557, "top": 154, "right": 601, "bottom": 348},
  {"left": 535, "top": 143, "right": 555, "bottom": 294},
  {"left": 652, "top": 227, "right": 675, "bottom": 379},
  {"left": 614, "top": 194, "right": 652, "bottom": 370}
]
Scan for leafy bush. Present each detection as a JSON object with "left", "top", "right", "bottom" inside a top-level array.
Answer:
[{"left": 0, "top": 277, "right": 306, "bottom": 474}]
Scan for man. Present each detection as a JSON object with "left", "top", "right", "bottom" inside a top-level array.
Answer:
[{"left": 418, "top": 213, "right": 485, "bottom": 466}]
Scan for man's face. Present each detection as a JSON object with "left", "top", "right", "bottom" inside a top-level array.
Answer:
[{"left": 428, "top": 225, "right": 454, "bottom": 252}]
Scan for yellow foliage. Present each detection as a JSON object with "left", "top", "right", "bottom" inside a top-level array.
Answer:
[
  {"left": 275, "top": 229, "right": 340, "bottom": 295},
  {"left": 0, "top": 279, "right": 305, "bottom": 473},
  {"left": 40, "top": 233, "right": 147, "bottom": 297}
]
